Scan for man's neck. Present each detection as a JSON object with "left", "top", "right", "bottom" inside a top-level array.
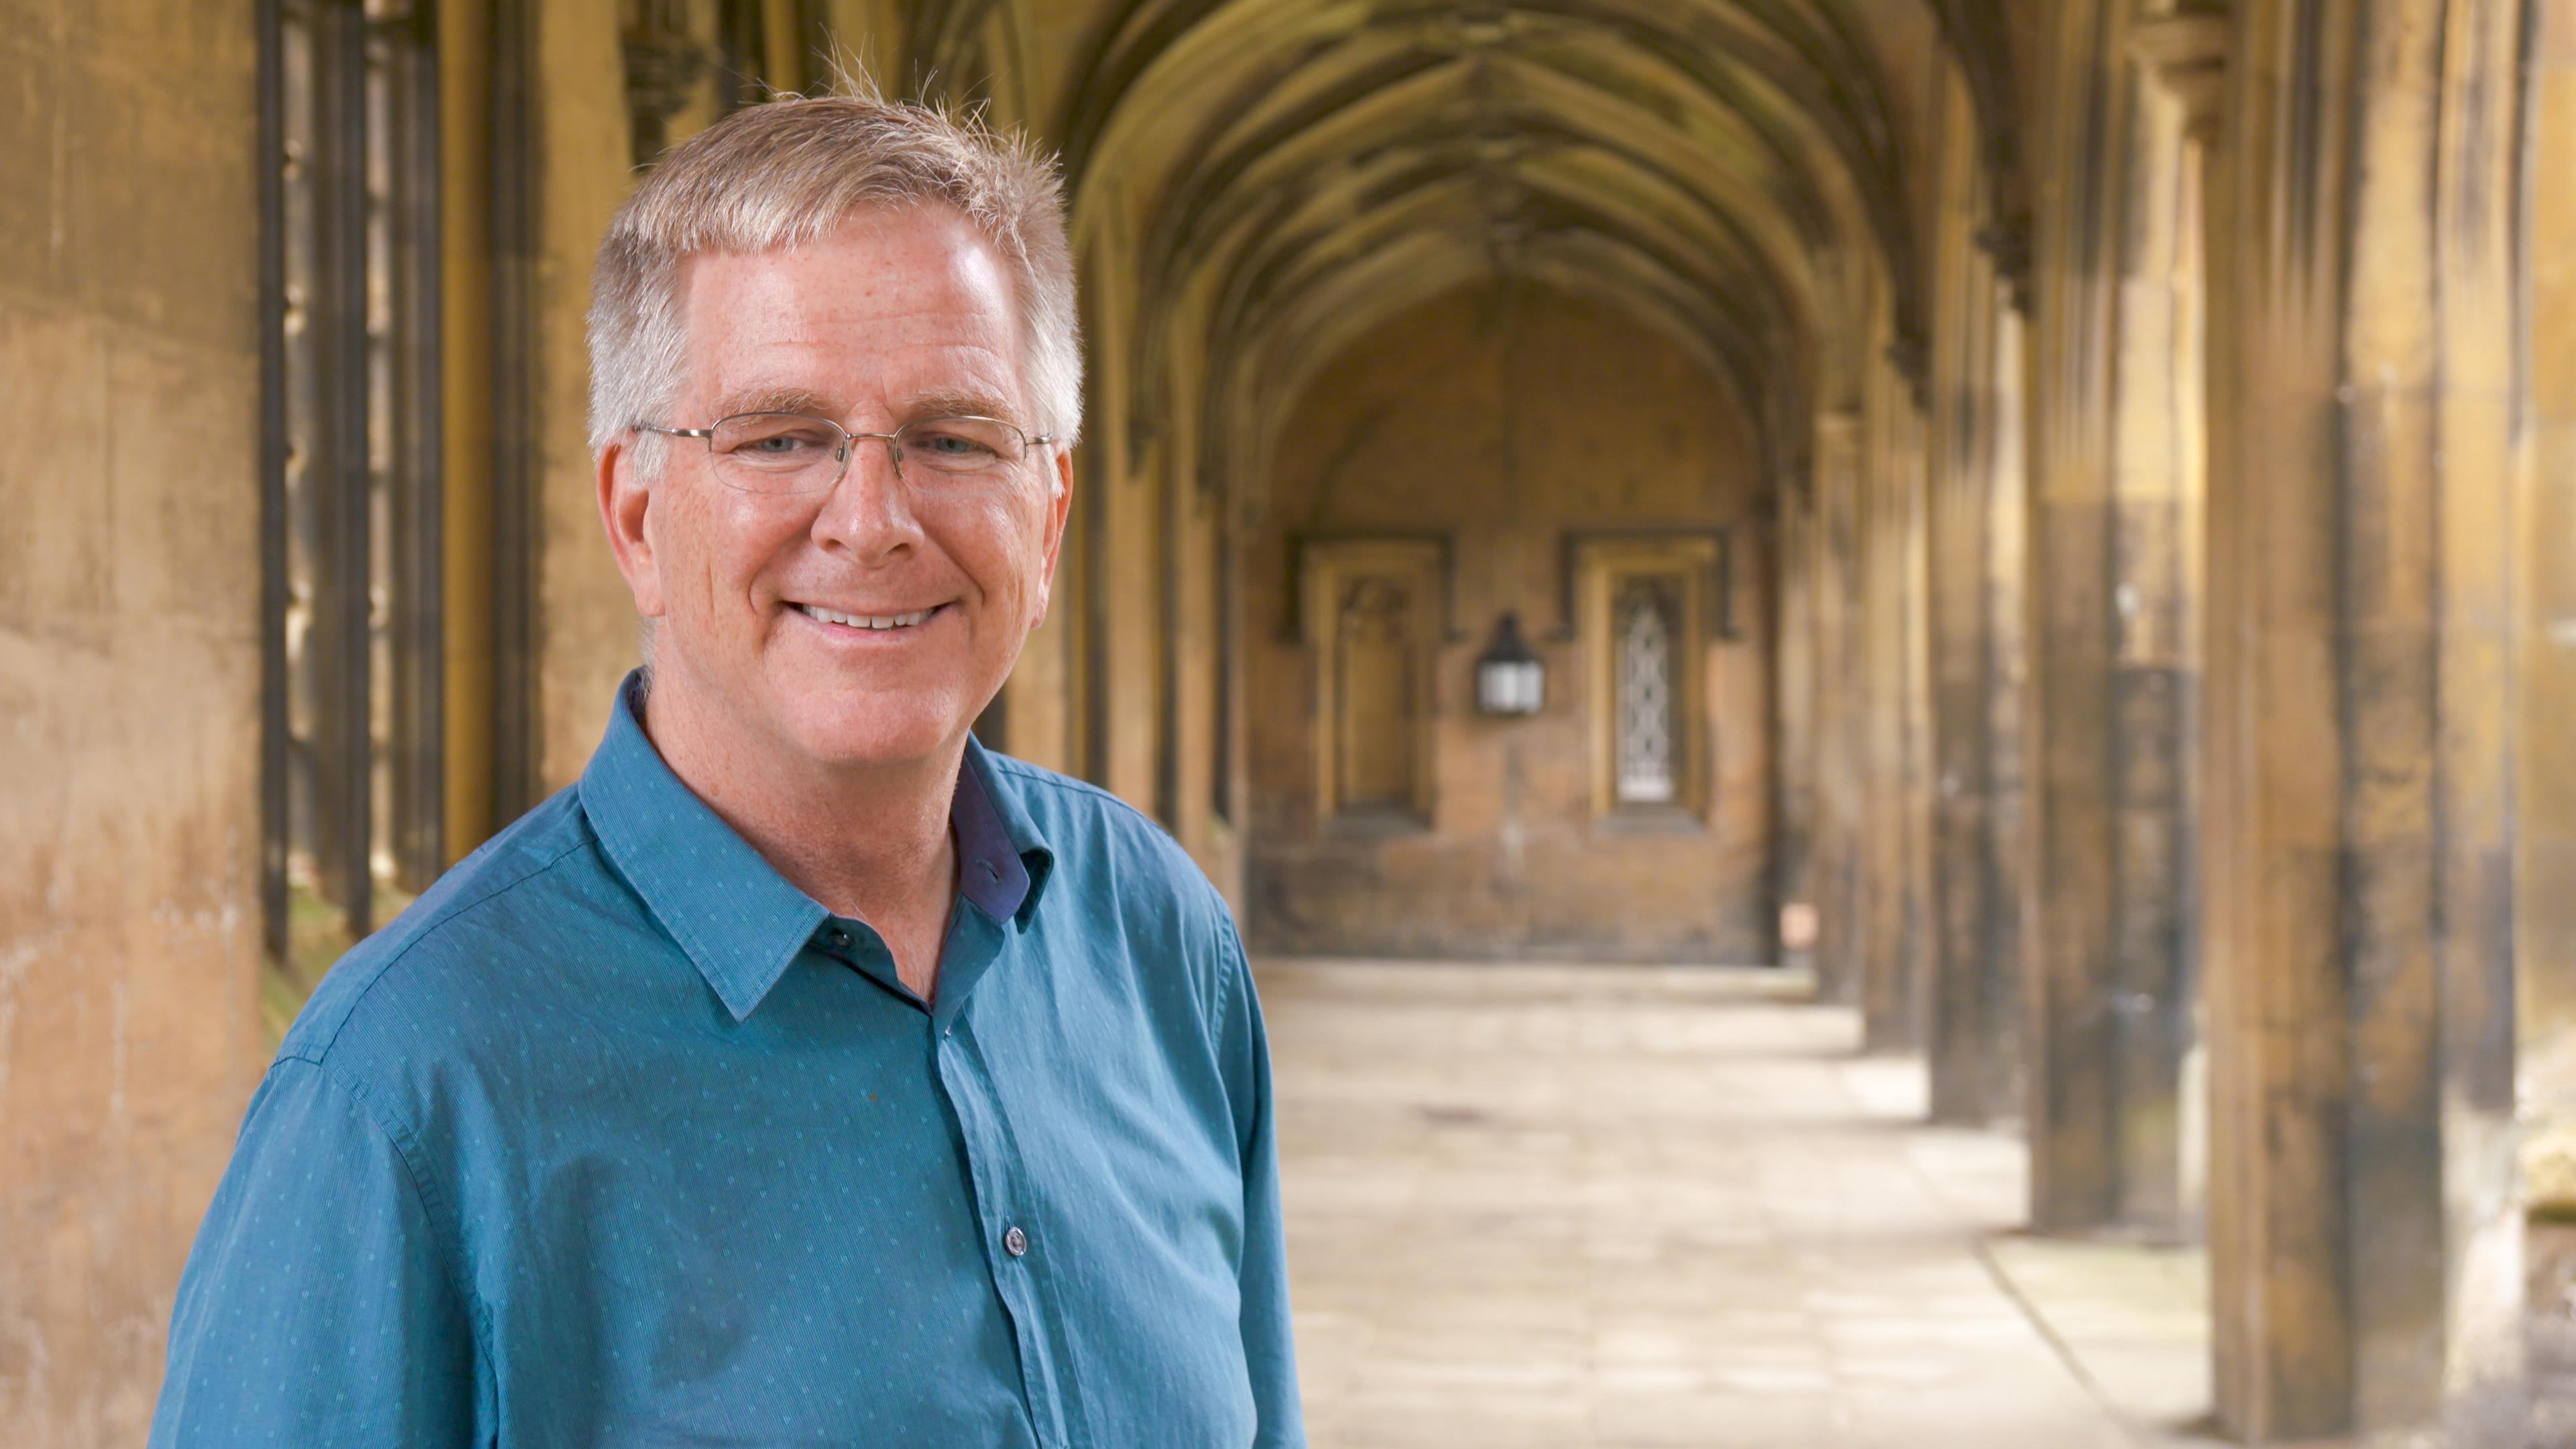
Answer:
[{"left": 638, "top": 669, "right": 960, "bottom": 993}]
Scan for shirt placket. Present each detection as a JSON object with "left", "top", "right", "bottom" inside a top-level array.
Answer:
[{"left": 934, "top": 1007, "right": 1076, "bottom": 1449}]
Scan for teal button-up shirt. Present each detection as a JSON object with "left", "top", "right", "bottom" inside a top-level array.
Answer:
[{"left": 150, "top": 674, "right": 1303, "bottom": 1448}]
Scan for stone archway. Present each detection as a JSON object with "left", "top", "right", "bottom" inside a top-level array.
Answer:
[{"left": 1243, "top": 279, "right": 1776, "bottom": 962}]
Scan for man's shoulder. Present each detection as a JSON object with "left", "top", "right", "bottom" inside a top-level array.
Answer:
[
  {"left": 979, "top": 751, "right": 1246, "bottom": 1038},
  {"left": 981, "top": 752, "right": 1147, "bottom": 835},
  {"left": 276, "top": 786, "right": 611, "bottom": 1071}
]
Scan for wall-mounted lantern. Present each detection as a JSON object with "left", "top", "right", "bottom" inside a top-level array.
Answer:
[{"left": 1474, "top": 612, "right": 1545, "bottom": 716}]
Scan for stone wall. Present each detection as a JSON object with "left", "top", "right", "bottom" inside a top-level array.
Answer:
[
  {"left": 1244, "top": 282, "right": 1774, "bottom": 962},
  {"left": 0, "top": 3, "right": 270, "bottom": 1442}
]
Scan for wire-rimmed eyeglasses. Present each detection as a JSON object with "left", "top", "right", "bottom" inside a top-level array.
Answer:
[{"left": 637, "top": 412, "right": 1057, "bottom": 495}]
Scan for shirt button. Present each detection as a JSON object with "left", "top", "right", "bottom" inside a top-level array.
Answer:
[
  {"left": 825, "top": 927, "right": 852, "bottom": 949},
  {"left": 1003, "top": 1225, "right": 1028, "bottom": 1257}
]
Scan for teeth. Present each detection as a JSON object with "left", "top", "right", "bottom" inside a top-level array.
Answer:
[{"left": 800, "top": 604, "right": 934, "bottom": 631}]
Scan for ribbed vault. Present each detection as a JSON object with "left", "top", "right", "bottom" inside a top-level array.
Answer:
[{"left": 910, "top": 0, "right": 2008, "bottom": 508}]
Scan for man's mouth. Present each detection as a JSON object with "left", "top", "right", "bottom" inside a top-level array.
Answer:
[{"left": 794, "top": 602, "right": 942, "bottom": 631}]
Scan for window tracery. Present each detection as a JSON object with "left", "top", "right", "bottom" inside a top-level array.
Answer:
[
  {"left": 1574, "top": 535, "right": 1724, "bottom": 822},
  {"left": 1614, "top": 579, "right": 1681, "bottom": 806}
]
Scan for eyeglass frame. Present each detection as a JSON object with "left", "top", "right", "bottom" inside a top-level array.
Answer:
[{"left": 634, "top": 411, "right": 1060, "bottom": 494}]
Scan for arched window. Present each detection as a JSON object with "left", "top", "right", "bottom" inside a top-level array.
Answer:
[
  {"left": 1336, "top": 579, "right": 1417, "bottom": 812},
  {"left": 1613, "top": 579, "right": 1680, "bottom": 805},
  {"left": 1300, "top": 539, "right": 1445, "bottom": 827},
  {"left": 1574, "top": 534, "right": 1723, "bottom": 820}
]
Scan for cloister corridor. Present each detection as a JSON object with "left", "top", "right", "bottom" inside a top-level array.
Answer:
[
  {"left": 23, "top": 0, "right": 2576, "bottom": 1444},
  {"left": 1263, "top": 960, "right": 2219, "bottom": 1448}
]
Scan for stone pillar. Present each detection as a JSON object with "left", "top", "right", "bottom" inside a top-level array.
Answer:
[
  {"left": 1927, "top": 286, "right": 2002, "bottom": 1115},
  {"left": 1775, "top": 474, "right": 1821, "bottom": 940},
  {"left": 2021, "top": 3, "right": 2129, "bottom": 1231},
  {"left": 2021, "top": 5, "right": 2220, "bottom": 1236},
  {"left": 2429, "top": 1, "right": 2528, "bottom": 1434},
  {"left": 2203, "top": 0, "right": 2528, "bottom": 1436},
  {"left": 1926, "top": 293, "right": 2025, "bottom": 1115},
  {"left": 1860, "top": 354, "right": 1931, "bottom": 1053},
  {"left": 530, "top": 0, "right": 652, "bottom": 790},
  {"left": 2520, "top": 0, "right": 2576, "bottom": 1087},
  {"left": 1810, "top": 409, "right": 1866, "bottom": 1006},
  {"left": 1925, "top": 72, "right": 2028, "bottom": 1124},
  {"left": 1982, "top": 303, "right": 2032, "bottom": 1122},
  {"left": 2110, "top": 6, "right": 2226, "bottom": 1237},
  {"left": 1898, "top": 368, "right": 1937, "bottom": 1059}
]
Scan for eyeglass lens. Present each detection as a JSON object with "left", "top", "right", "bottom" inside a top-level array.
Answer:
[{"left": 704, "top": 412, "right": 1032, "bottom": 494}]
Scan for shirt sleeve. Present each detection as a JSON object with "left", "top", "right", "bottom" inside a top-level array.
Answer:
[
  {"left": 150, "top": 1056, "right": 486, "bottom": 1448},
  {"left": 1215, "top": 918, "right": 1307, "bottom": 1449}
]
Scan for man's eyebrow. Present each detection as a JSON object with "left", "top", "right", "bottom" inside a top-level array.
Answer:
[
  {"left": 706, "top": 384, "right": 1030, "bottom": 428},
  {"left": 903, "top": 386, "right": 1026, "bottom": 426},
  {"left": 710, "top": 384, "right": 838, "bottom": 418}
]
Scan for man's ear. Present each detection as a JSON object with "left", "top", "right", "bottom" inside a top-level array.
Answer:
[
  {"left": 597, "top": 437, "right": 665, "bottom": 622},
  {"left": 1031, "top": 445, "right": 1075, "bottom": 628}
]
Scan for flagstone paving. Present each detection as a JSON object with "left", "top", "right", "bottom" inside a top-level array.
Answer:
[{"left": 1258, "top": 960, "right": 2220, "bottom": 1449}]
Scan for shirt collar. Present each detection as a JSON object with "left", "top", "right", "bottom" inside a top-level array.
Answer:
[
  {"left": 953, "top": 735, "right": 1056, "bottom": 928},
  {"left": 580, "top": 671, "right": 1057, "bottom": 1021}
]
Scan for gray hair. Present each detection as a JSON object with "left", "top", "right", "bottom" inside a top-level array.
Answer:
[{"left": 586, "top": 89, "right": 1083, "bottom": 471}]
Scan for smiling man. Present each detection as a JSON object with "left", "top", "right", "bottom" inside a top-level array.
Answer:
[{"left": 150, "top": 95, "right": 1303, "bottom": 1448}]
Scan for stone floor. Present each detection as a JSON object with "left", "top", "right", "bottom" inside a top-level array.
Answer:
[{"left": 1258, "top": 959, "right": 2221, "bottom": 1449}]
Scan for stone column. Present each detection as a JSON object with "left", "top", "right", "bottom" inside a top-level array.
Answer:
[
  {"left": 2110, "top": 5, "right": 2226, "bottom": 1237},
  {"left": 2520, "top": 0, "right": 2576, "bottom": 1122},
  {"left": 2429, "top": 2, "right": 2528, "bottom": 1435},
  {"left": 2021, "top": 2, "right": 2129, "bottom": 1231},
  {"left": 1898, "top": 366, "right": 1937, "bottom": 1059},
  {"left": 531, "top": 0, "right": 652, "bottom": 789},
  {"left": 1928, "top": 285, "right": 2028, "bottom": 1118},
  {"left": 1982, "top": 302, "right": 2032, "bottom": 1122},
  {"left": 1810, "top": 409, "right": 1866, "bottom": 1006},
  {"left": 1927, "top": 275, "right": 2002, "bottom": 1116},
  {"left": 1860, "top": 354, "right": 1930, "bottom": 1053},
  {"left": 1925, "top": 72, "right": 2028, "bottom": 1124},
  {"left": 2203, "top": 0, "right": 2528, "bottom": 1436},
  {"left": 1774, "top": 474, "right": 1821, "bottom": 942},
  {"left": 2021, "top": 4, "right": 2220, "bottom": 1236}
]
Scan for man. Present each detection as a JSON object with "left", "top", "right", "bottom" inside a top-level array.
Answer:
[{"left": 151, "top": 93, "right": 1303, "bottom": 1448}]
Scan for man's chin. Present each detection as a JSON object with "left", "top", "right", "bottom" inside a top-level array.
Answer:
[{"left": 781, "top": 698, "right": 965, "bottom": 773}]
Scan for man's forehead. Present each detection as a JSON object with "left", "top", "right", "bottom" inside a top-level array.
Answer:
[
  {"left": 678, "top": 205, "right": 1014, "bottom": 306},
  {"left": 675, "top": 211, "right": 1028, "bottom": 422}
]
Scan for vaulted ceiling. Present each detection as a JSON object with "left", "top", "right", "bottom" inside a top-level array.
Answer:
[{"left": 904, "top": 0, "right": 2028, "bottom": 493}]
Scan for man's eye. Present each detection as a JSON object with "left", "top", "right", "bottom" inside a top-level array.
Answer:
[
  {"left": 722, "top": 427, "right": 837, "bottom": 463},
  {"left": 914, "top": 430, "right": 996, "bottom": 456}
]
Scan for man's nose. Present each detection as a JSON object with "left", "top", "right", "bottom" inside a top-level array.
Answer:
[{"left": 810, "top": 436, "right": 924, "bottom": 557}]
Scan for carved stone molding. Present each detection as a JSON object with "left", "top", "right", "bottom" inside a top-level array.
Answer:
[
  {"left": 622, "top": 0, "right": 709, "bottom": 166},
  {"left": 1974, "top": 213, "right": 2035, "bottom": 316},
  {"left": 1885, "top": 333, "right": 1931, "bottom": 411},
  {"left": 2129, "top": 13, "right": 2231, "bottom": 143}
]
